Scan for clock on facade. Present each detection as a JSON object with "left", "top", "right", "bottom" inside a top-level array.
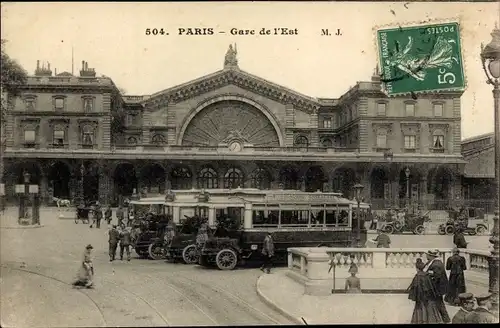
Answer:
[{"left": 228, "top": 141, "right": 242, "bottom": 152}]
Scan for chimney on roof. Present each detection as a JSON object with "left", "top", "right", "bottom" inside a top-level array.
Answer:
[
  {"left": 35, "top": 60, "right": 53, "bottom": 77},
  {"left": 55, "top": 68, "right": 57, "bottom": 75},
  {"left": 371, "top": 64, "right": 381, "bottom": 83},
  {"left": 79, "top": 60, "right": 96, "bottom": 77}
]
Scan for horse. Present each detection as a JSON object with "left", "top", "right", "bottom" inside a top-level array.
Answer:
[{"left": 53, "top": 197, "right": 71, "bottom": 208}]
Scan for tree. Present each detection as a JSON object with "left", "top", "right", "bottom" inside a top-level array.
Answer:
[{"left": 1, "top": 39, "right": 28, "bottom": 189}]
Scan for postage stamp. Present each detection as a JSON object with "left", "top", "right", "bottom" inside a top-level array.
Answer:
[{"left": 376, "top": 22, "right": 465, "bottom": 96}]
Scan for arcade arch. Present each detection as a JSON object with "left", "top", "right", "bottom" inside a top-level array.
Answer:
[
  {"left": 305, "top": 166, "right": 325, "bottom": 192},
  {"left": 114, "top": 163, "right": 137, "bottom": 198},
  {"left": 279, "top": 167, "right": 298, "bottom": 190},
  {"left": 140, "top": 163, "right": 166, "bottom": 194},
  {"left": 47, "top": 161, "right": 71, "bottom": 199},
  {"left": 170, "top": 166, "right": 192, "bottom": 190},
  {"left": 332, "top": 167, "right": 356, "bottom": 199}
]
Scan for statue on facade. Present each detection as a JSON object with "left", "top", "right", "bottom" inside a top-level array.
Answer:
[{"left": 224, "top": 44, "right": 238, "bottom": 68}]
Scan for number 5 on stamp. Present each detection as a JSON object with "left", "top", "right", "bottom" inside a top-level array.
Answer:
[{"left": 376, "top": 22, "right": 465, "bottom": 96}]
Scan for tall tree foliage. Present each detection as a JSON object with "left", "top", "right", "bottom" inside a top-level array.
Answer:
[{"left": 1, "top": 39, "right": 28, "bottom": 182}]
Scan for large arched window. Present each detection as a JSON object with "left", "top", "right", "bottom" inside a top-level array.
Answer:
[
  {"left": 250, "top": 168, "right": 271, "bottom": 190},
  {"left": 197, "top": 167, "right": 218, "bottom": 189},
  {"left": 224, "top": 167, "right": 244, "bottom": 189},
  {"left": 376, "top": 129, "right": 387, "bottom": 148},
  {"left": 294, "top": 135, "right": 309, "bottom": 148},
  {"left": 170, "top": 166, "right": 192, "bottom": 190}
]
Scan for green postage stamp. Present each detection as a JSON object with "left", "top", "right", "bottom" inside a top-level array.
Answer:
[{"left": 376, "top": 22, "right": 465, "bottom": 96}]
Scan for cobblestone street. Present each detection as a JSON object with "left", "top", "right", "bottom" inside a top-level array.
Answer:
[{"left": 0, "top": 208, "right": 293, "bottom": 327}]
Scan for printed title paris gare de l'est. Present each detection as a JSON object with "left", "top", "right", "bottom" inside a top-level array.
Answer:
[{"left": 178, "top": 27, "right": 299, "bottom": 35}]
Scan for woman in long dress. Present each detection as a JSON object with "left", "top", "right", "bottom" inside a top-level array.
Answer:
[
  {"left": 407, "top": 258, "right": 443, "bottom": 324},
  {"left": 73, "top": 244, "right": 94, "bottom": 288}
]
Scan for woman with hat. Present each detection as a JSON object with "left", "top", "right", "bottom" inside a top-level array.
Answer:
[
  {"left": 407, "top": 258, "right": 444, "bottom": 323},
  {"left": 445, "top": 247, "right": 467, "bottom": 305},
  {"left": 72, "top": 244, "right": 94, "bottom": 288},
  {"left": 452, "top": 293, "right": 475, "bottom": 323},
  {"left": 424, "top": 249, "right": 451, "bottom": 323}
]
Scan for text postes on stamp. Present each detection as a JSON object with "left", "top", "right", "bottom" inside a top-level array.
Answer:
[{"left": 377, "top": 22, "right": 465, "bottom": 96}]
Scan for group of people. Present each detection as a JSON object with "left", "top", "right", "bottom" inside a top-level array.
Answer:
[{"left": 407, "top": 248, "right": 497, "bottom": 324}]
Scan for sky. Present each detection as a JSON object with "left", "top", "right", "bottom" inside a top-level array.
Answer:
[{"left": 1, "top": 1, "right": 499, "bottom": 140}]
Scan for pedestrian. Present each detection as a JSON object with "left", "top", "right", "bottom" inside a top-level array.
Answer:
[
  {"left": 445, "top": 247, "right": 467, "bottom": 305},
  {"left": 119, "top": 226, "right": 132, "bottom": 261},
  {"left": 369, "top": 213, "right": 378, "bottom": 230},
  {"left": 260, "top": 231, "right": 275, "bottom": 274},
  {"left": 451, "top": 293, "right": 475, "bottom": 323},
  {"left": 345, "top": 265, "right": 361, "bottom": 294},
  {"left": 116, "top": 205, "right": 124, "bottom": 227},
  {"left": 407, "top": 258, "right": 444, "bottom": 324},
  {"left": 105, "top": 205, "right": 112, "bottom": 225},
  {"left": 108, "top": 224, "right": 120, "bottom": 262},
  {"left": 423, "top": 249, "right": 451, "bottom": 323},
  {"left": 95, "top": 201, "right": 102, "bottom": 229},
  {"left": 453, "top": 228, "right": 468, "bottom": 249},
  {"left": 370, "top": 229, "right": 391, "bottom": 248},
  {"left": 196, "top": 218, "right": 209, "bottom": 253},
  {"left": 466, "top": 293, "right": 498, "bottom": 323},
  {"left": 72, "top": 244, "right": 94, "bottom": 288}
]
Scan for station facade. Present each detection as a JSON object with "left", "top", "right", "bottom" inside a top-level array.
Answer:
[{"left": 2, "top": 46, "right": 469, "bottom": 210}]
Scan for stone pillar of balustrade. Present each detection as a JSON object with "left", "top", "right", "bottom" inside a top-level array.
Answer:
[{"left": 306, "top": 252, "right": 330, "bottom": 280}]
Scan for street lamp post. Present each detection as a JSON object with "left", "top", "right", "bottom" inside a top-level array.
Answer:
[
  {"left": 405, "top": 167, "right": 411, "bottom": 210},
  {"left": 353, "top": 183, "right": 364, "bottom": 248},
  {"left": 480, "top": 24, "right": 500, "bottom": 314},
  {"left": 383, "top": 149, "right": 394, "bottom": 208}
]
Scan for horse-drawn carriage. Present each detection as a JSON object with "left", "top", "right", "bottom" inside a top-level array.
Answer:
[
  {"left": 437, "top": 206, "right": 488, "bottom": 236},
  {"left": 381, "top": 211, "right": 431, "bottom": 235}
]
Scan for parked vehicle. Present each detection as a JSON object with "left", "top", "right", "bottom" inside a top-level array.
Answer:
[
  {"left": 437, "top": 206, "right": 488, "bottom": 236},
  {"left": 382, "top": 211, "right": 431, "bottom": 235},
  {"left": 194, "top": 189, "right": 370, "bottom": 270},
  {"left": 165, "top": 214, "right": 205, "bottom": 264}
]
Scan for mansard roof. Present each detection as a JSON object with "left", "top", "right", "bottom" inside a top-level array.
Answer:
[
  {"left": 463, "top": 145, "right": 494, "bottom": 178},
  {"left": 143, "top": 67, "right": 321, "bottom": 113}
]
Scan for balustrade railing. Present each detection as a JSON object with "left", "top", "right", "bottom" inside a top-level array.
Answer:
[{"left": 288, "top": 247, "right": 491, "bottom": 276}]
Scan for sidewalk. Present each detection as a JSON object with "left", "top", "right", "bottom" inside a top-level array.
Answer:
[{"left": 256, "top": 270, "right": 477, "bottom": 325}]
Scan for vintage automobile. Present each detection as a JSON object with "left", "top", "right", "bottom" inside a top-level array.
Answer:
[
  {"left": 128, "top": 197, "right": 172, "bottom": 259},
  {"left": 438, "top": 207, "right": 488, "bottom": 236},
  {"left": 381, "top": 211, "right": 431, "bottom": 235},
  {"left": 165, "top": 214, "right": 206, "bottom": 264},
  {"left": 193, "top": 188, "right": 371, "bottom": 270}
]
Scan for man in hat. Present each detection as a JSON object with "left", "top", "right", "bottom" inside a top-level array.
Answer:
[
  {"left": 452, "top": 293, "right": 475, "bottom": 323},
  {"left": 260, "top": 231, "right": 275, "bottom": 274},
  {"left": 370, "top": 229, "right": 391, "bottom": 248},
  {"left": 453, "top": 228, "right": 468, "bottom": 249},
  {"left": 424, "top": 249, "right": 451, "bottom": 323},
  {"left": 116, "top": 205, "right": 124, "bottom": 228},
  {"left": 445, "top": 247, "right": 467, "bottom": 305},
  {"left": 466, "top": 293, "right": 498, "bottom": 323},
  {"left": 119, "top": 226, "right": 132, "bottom": 261},
  {"left": 108, "top": 224, "right": 120, "bottom": 261}
]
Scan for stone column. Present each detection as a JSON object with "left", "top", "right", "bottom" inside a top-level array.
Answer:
[
  {"left": 40, "top": 175, "right": 49, "bottom": 205},
  {"left": 300, "top": 177, "right": 306, "bottom": 192}
]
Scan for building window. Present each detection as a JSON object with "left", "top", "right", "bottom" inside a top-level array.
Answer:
[
  {"left": 127, "top": 113, "right": 136, "bottom": 126},
  {"left": 433, "top": 104, "right": 443, "bottom": 117},
  {"left": 25, "top": 98, "right": 36, "bottom": 111},
  {"left": 377, "top": 103, "right": 387, "bottom": 116},
  {"left": 433, "top": 135, "right": 445, "bottom": 149},
  {"left": 405, "top": 103, "right": 415, "bottom": 117},
  {"left": 151, "top": 134, "right": 165, "bottom": 145},
  {"left": 250, "top": 168, "right": 271, "bottom": 190},
  {"left": 224, "top": 167, "right": 244, "bottom": 189},
  {"left": 323, "top": 118, "right": 332, "bottom": 128},
  {"left": 170, "top": 166, "right": 192, "bottom": 190},
  {"left": 321, "top": 138, "right": 333, "bottom": 148},
  {"left": 24, "top": 130, "right": 36, "bottom": 144},
  {"left": 376, "top": 131, "right": 387, "bottom": 148},
  {"left": 81, "top": 125, "right": 94, "bottom": 148},
  {"left": 54, "top": 97, "right": 65, "bottom": 111},
  {"left": 197, "top": 167, "right": 218, "bottom": 189},
  {"left": 404, "top": 135, "right": 416, "bottom": 149},
  {"left": 127, "top": 136, "right": 138, "bottom": 145},
  {"left": 53, "top": 128, "right": 65, "bottom": 147},
  {"left": 83, "top": 98, "right": 94, "bottom": 112},
  {"left": 294, "top": 135, "right": 309, "bottom": 148}
]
